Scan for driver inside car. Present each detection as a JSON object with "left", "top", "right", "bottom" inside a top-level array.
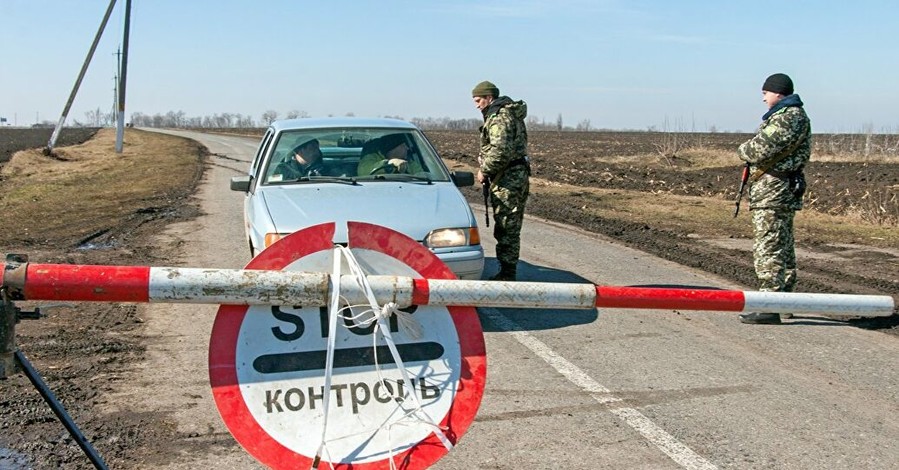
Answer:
[
  {"left": 272, "top": 138, "right": 326, "bottom": 179},
  {"left": 357, "top": 133, "right": 423, "bottom": 175}
]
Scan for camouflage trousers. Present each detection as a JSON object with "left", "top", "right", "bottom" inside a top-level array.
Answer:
[
  {"left": 490, "top": 167, "right": 530, "bottom": 267},
  {"left": 751, "top": 208, "right": 797, "bottom": 292}
]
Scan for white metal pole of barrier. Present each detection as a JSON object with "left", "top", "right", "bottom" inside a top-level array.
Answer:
[{"left": 3, "top": 258, "right": 894, "bottom": 317}]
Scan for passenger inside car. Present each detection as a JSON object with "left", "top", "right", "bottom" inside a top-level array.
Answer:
[{"left": 357, "top": 133, "right": 424, "bottom": 175}]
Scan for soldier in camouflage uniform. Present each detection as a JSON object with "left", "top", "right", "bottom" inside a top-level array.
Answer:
[
  {"left": 737, "top": 73, "right": 812, "bottom": 324},
  {"left": 472, "top": 80, "right": 530, "bottom": 281}
]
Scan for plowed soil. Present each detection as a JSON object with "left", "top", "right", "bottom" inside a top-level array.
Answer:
[
  {"left": 424, "top": 130, "right": 898, "bottom": 328},
  {"left": 0, "top": 128, "right": 100, "bottom": 164}
]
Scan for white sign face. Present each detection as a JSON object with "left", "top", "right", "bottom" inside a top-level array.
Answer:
[
  {"left": 210, "top": 222, "right": 485, "bottom": 470},
  {"left": 236, "top": 249, "right": 461, "bottom": 462}
]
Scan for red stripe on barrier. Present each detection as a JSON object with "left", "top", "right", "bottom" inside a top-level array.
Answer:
[
  {"left": 25, "top": 264, "right": 150, "bottom": 302},
  {"left": 412, "top": 278, "right": 430, "bottom": 306},
  {"left": 595, "top": 286, "right": 746, "bottom": 311}
]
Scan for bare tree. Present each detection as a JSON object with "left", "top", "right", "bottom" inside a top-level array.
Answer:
[
  {"left": 653, "top": 116, "right": 688, "bottom": 166},
  {"left": 165, "top": 110, "right": 185, "bottom": 127},
  {"left": 85, "top": 108, "right": 103, "bottom": 127},
  {"left": 261, "top": 110, "right": 279, "bottom": 125},
  {"left": 237, "top": 114, "right": 256, "bottom": 128}
]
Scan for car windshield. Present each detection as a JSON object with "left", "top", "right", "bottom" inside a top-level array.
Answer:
[{"left": 261, "top": 127, "right": 451, "bottom": 185}]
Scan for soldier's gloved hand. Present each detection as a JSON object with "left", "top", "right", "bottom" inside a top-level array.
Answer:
[{"left": 388, "top": 158, "right": 408, "bottom": 172}]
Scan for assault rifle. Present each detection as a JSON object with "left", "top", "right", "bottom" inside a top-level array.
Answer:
[
  {"left": 482, "top": 176, "right": 491, "bottom": 227},
  {"left": 733, "top": 163, "right": 750, "bottom": 217}
]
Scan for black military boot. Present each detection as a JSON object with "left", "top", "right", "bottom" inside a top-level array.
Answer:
[
  {"left": 490, "top": 262, "right": 517, "bottom": 281},
  {"left": 739, "top": 312, "right": 782, "bottom": 324}
]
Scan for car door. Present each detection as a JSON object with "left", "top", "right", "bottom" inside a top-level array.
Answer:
[
  {"left": 249, "top": 129, "right": 275, "bottom": 191},
  {"left": 244, "top": 129, "right": 276, "bottom": 254}
]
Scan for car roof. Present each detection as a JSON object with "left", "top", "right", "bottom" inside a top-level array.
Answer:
[{"left": 268, "top": 117, "right": 418, "bottom": 132}]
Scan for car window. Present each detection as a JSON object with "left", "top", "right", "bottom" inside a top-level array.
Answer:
[
  {"left": 260, "top": 128, "right": 452, "bottom": 185},
  {"left": 251, "top": 129, "right": 274, "bottom": 177}
]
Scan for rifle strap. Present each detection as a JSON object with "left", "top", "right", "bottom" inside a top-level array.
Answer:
[{"left": 749, "top": 121, "right": 810, "bottom": 182}]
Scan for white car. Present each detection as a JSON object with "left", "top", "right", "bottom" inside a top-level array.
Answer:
[{"left": 230, "top": 117, "right": 485, "bottom": 280}]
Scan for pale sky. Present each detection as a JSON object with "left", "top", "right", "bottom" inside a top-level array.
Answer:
[{"left": 1, "top": 0, "right": 897, "bottom": 133}]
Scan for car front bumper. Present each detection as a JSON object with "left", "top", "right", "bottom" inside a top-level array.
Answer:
[{"left": 435, "top": 246, "right": 485, "bottom": 280}]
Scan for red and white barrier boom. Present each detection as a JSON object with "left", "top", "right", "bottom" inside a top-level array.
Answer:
[{"left": 3, "top": 258, "right": 893, "bottom": 317}]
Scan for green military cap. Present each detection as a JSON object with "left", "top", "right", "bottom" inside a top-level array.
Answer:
[{"left": 471, "top": 80, "right": 499, "bottom": 98}]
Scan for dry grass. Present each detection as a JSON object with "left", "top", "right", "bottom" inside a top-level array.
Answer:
[
  {"left": 583, "top": 143, "right": 898, "bottom": 229},
  {"left": 817, "top": 186, "right": 899, "bottom": 226},
  {"left": 0, "top": 128, "right": 204, "bottom": 248},
  {"left": 529, "top": 176, "right": 899, "bottom": 248}
]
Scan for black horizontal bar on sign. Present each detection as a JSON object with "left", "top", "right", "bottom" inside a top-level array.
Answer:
[{"left": 252, "top": 342, "right": 445, "bottom": 374}]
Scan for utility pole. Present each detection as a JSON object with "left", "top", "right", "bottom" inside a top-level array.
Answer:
[
  {"left": 45, "top": 0, "right": 117, "bottom": 153},
  {"left": 113, "top": 47, "right": 121, "bottom": 124},
  {"left": 115, "top": 0, "right": 132, "bottom": 153},
  {"left": 112, "top": 76, "right": 118, "bottom": 124}
]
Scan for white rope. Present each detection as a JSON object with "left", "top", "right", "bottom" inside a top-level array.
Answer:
[
  {"left": 309, "top": 247, "right": 345, "bottom": 470},
  {"left": 308, "top": 246, "right": 453, "bottom": 469},
  {"left": 336, "top": 246, "right": 454, "bottom": 468}
]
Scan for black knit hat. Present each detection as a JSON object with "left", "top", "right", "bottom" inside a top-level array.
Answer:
[
  {"left": 762, "top": 73, "right": 794, "bottom": 95},
  {"left": 379, "top": 133, "right": 407, "bottom": 153},
  {"left": 292, "top": 138, "right": 319, "bottom": 154}
]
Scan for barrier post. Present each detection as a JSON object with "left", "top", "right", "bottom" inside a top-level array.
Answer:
[
  {"left": 1, "top": 288, "right": 18, "bottom": 378},
  {"left": 1, "top": 254, "right": 30, "bottom": 378}
]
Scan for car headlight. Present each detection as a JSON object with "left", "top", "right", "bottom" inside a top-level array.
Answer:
[
  {"left": 264, "top": 232, "right": 287, "bottom": 248},
  {"left": 425, "top": 227, "right": 480, "bottom": 248}
]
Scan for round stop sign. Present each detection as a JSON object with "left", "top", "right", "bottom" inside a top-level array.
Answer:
[{"left": 209, "top": 222, "right": 486, "bottom": 469}]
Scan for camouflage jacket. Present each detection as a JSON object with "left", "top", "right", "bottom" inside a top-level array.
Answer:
[
  {"left": 738, "top": 94, "right": 811, "bottom": 210},
  {"left": 478, "top": 96, "right": 528, "bottom": 181}
]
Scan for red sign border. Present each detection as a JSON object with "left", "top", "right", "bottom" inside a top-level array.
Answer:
[{"left": 209, "top": 222, "right": 486, "bottom": 469}]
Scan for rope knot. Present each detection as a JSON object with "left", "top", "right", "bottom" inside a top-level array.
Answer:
[{"left": 377, "top": 302, "right": 399, "bottom": 321}]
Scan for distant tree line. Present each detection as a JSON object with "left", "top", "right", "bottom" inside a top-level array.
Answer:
[
  {"left": 124, "top": 109, "right": 603, "bottom": 132},
  {"left": 33, "top": 107, "right": 897, "bottom": 135},
  {"left": 129, "top": 110, "right": 258, "bottom": 128}
]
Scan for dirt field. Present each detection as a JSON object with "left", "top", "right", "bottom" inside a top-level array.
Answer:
[
  {"left": 0, "top": 127, "right": 896, "bottom": 468},
  {"left": 0, "top": 128, "right": 100, "bottom": 164},
  {"left": 427, "top": 130, "right": 899, "bottom": 324}
]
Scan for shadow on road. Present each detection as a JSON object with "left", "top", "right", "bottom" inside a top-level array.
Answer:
[
  {"left": 477, "top": 259, "right": 599, "bottom": 333},
  {"left": 476, "top": 259, "right": 899, "bottom": 334}
]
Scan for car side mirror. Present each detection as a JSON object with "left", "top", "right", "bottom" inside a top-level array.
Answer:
[
  {"left": 451, "top": 171, "right": 474, "bottom": 187},
  {"left": 230, "top": 175, "right": 252, "bottom": 192}
]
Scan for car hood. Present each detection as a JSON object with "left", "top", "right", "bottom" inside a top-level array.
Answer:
[{"left": 258, "top": 182, "right": 474, "bottom": 242}]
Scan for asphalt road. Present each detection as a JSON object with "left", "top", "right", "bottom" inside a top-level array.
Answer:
[{"left": 133, "top": 130, "right": 899, "bottom": 469}]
